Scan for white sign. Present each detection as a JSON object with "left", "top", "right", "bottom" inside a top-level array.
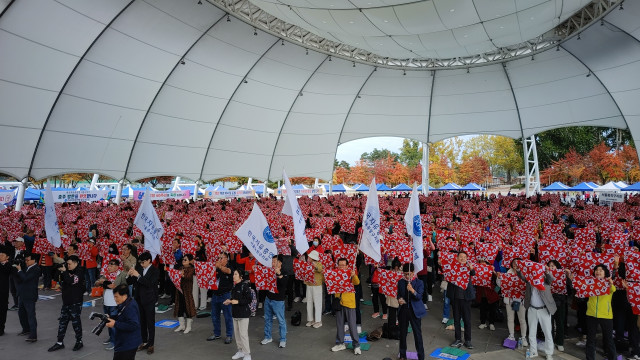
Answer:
[
  {"left": 599, "top": 191, "right": 624, "bottom": 206},
  {"left": 276, "top": 188, "right": 322, "bottom": 197},
  {"left": 44, "top": 181, "right": 62, "bottom": 248},
  {"left": 133, "top": 190, "right": 190, "bottom": 201},
  {"left": 205, "top": 190, "right": 255, "bottom": 199},
  {"left": 0, "top": 190, "right": 15, "bottom": 205},
  {"left": 51, "top": 189, "right": 110, "bottom": 203},
  {"left": 235, "top": 203, "right": 278, "bottom": 267}
]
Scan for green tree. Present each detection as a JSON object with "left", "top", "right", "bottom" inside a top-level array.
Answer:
[
  {"left": 360, "top": 148, "right": 399, "bottom": 165},
  {"left": 334, "top": 159, "right": 351, "bottom": 170},
  {"left": 398, "top": 139, "right": 422, "bottom": 168}
]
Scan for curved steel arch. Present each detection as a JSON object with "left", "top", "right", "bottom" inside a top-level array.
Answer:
[
  {"left": 0, "top": 0, "right": 16, "bottom": 20},
  {"left": 198, "top": 39, "right": 280, "bottom": 181},
  {"left": 122, "top": 12, "right": 227, "bottom": 182},
  {"left": 266, "top": 55, "right": 329, "bottom": 181},
  {"left": 26, "top": 0, "right": 136, "bottom": 180},
  {"left": 602, "top": 19, "right": 640, "bottom": 45},
  {"left": 426, "top": 71, "right": 436, "bottom": 144},
  {"left": 501, "top": 62, "right": 526, "bottom": 142},
  {"left": 331, "top": 67, "right": 376, "bottom": 176}
]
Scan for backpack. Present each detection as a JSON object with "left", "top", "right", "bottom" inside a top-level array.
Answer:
[
  {"left": 249, "top": 287, "right": 257, "bottom": 314},
  {"left": 291, "top": 310, "right": 302, "bottom": 326}
]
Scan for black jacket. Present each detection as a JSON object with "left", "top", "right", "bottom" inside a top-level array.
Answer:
[
  {"left": 0, "top": 261, "right": 11, "bottom": 299},
  {"left": 231, "top": 281, "right": 252, "bottom": 318},
  {"left": 266, "top": 273, "right": 288, "bottom": 301},
  {"left": 128, "top": 264, "right": 159, "bottom": 305},
  {"left": 59, "top": 267, "right": 85, "bottom": 305},
  {"left": 446, "top": 268, "right": 476, "bottom": 301},
  {"left": 213, "top": 267, "right": 233, "bottom": 295},
  {"left": 15, "top": 264, "right": 41, "bottom": 302}
]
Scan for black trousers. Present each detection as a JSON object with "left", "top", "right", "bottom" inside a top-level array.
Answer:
[
  {"left": 371, "top": 287, "right": 387, "bottom": 314},
  {"left": 139, "top": 300, "right": 155, "bottom": 346},
  {"left": 479, "top": 298, "right": 497, "bottom": 325},
  {"left": 586, "top": 316, "right": 617, "bottom": 360},
  {"left": 18, "top": 298, "right": 37, "bottom": 339},
  {"left": 113, "top": 348, "right": 137, "bottom": 360},
  {"left": 0, "top": 290, "right": 7, "bottom": 333},
  {"left": 399, "top": 306, "right": 424, "bottom": 360},
  {"left": 452, "top": 298, "right": 471, "bottom": 342},
  {"left": 57, "top": 303, "right": 82, "bottom": 342}
]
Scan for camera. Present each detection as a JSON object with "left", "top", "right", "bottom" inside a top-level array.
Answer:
[{"left": 89, "top": 312, "right": 110, "bottom": 336}]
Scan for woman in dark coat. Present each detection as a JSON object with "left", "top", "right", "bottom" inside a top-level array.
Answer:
[
  {"left": 174, "top": 254, "right": 196, "bottom": 334},
  {"left": 224, "top": 269, "right": 252, "bottom": 360}
]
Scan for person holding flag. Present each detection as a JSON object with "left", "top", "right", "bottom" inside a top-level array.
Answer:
[
  {"left": 397, "top": 263, "right": 426, "bottom": 360},
  {"left": 359, "top": 179, "right": 381, "bottom": 263},
  {"left": 281, "top": 170, "right": 309, "bottom": 255},
  {"left": 133, "top": 188, "right": 164, "bottom": 262}
]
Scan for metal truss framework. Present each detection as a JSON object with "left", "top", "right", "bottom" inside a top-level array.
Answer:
[
  {"left": 524, "top": 135, "right": 541, "bottom": 197},
  {"left": 209, "top": 0, "right": 623, "bottom": 70}
]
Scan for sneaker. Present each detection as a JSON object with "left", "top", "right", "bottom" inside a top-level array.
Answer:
[
  {"left": 313, "top": 322, "right": 322, "bottom": 328},
  {"left": 302, "top": 297, "right": 308, "bottom": 303},
  {"left": 103, "top": 339, "right": 112, "bottom": 345},
  {"left": 160, "top": 294, "right": 170, "bottom": 299},
  {"left": 357, "top": 325, "right": 361, "bottom": 333},
  {"left": 306, "top": 321, "right": 314, "bottom": 327},
  {"left": 545, "top": 355, "right": 553, "bottom": 360},
  {"left": 48, "top": 343, "right": 65, "bottom": 352},
  {"left": 207, "top": 335, "right": 221, "bottom": 341},
  {"left": 261, "top": 338, "right": 273, "bottom": 345},
  {"left": 442, "top": 317, "right": 449, "bottom": 324},
  {"left": 322, "top": 311, "right": 331, "bottom": 315},
  {"left": 627, "top": 355, "right": 640, "bottom": 360},
  {"left": 424, "top": 303, "right": 428, "bottom": 310},
  {"left": 521, "top": 338, "right": 529, "bottom": 347},
  {"left": 331, "top": 344, "right": 346, "bottom": 352},
  {"left": 9, "top": 305, "right": 18, "bottom": 311},
  {"left": 557, "top": 345, "right": 564, "bottom": 352},
  {"left": 232, "top": 351, "right": 245, "bottom": 360},
  {"left": 507, "top": 335, "right": 515, "bottom": 341},
  {"left": 528, "top": 351, "right": 539, "bottom": 358},
  {"left": 279, "top": 341, "right": 286, "bottom": 348},
  {"left": 489, "top": 324, "right": 495, "bottom": 331},
  {"left": 428, "top": 295, "right": 433, "bottom": 302},
  {"left": 72, "top": 341, "right": 83, "bottom": 351},
  {"left": 258, "top": 303, "right": 263, "bottom": 309},
  {"left": 450, "top": 340, "right": 463, "bottom": 348},
  {"left": 464, "top": 341, "right": 473, "bottom": 349},
  {"left": 251, "top": 312, "right": 256, "bottom": 317},
  {"left": 225, "top": 337, "right": 232, "bottom": 344},
  {"left": 243, "top": 355, "right": 251, "bottom": 360},
  {"left": 83, "top": 292, "right": 89, "bottom": 296},
  {"left": 105, "top": 344, "right": 115, "bottom": 350},
  {"left": 371, "top": 312, "right": 380, "bottom": 319},
  {"left": 382, "top": 314, "right": 388, "bottom": 320},
  {"left": 478, "top": 323, "right": 487, "bottom": 329},
  {"left": 576, "top": 340, "right": 587, "bottom": 347},
  {"left": 293, "top": 297, "right": 301, "bottom": 303},
  {"left": 354, "top": 346, "right": 361, "bottom": 355}
]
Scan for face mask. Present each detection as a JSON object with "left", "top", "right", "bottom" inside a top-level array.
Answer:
[{"left": 313, "top": 241, "right": 319, "bottom": 246}]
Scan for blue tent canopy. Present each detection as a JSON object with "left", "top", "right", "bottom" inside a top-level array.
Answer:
[
  {"left": 252, "top": 184, "right": 265, "bottom": 194},
  {"left": 391, "top": 183, "right": 412, "bottom": 191},
  {"left": 542, "top": 182, "right": 569, "bottom": 191},
  {"left": 458, "top": 183, "right": 485, "bottom": 191},
  {"left": 376, "top": 183, "right": 392, "bottom": 191},
  {"left": 567, "top": 182, "right": 596, "bottom": 191},
  {"left": 622, "top": 182, "right": 640, "bottom": 191},
  {"left": 353, "top": 184, "right": 369, "bottom": 192},
  {"left": 417, "top": 185, "right": 436, "bottom": 191},
  {"left": 291, "top": 184, "right": 306, "bottom": 190},
  {"left": 587, "top": 182, "right": 599, "bottom": 189},
  {"left": 437, "top": 183, "right": 461, "bottom": 191},
  {"left": 24, "top": 188, "right": 42, "bottom": 201},
  {"left": 323, "top": 184, "right": 348, "bottom": 192}
]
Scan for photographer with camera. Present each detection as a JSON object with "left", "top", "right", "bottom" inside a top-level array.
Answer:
[
  {"left": 47, "top": 255, "right": 85, "bottom": 352},
  {"left": 105, "top": 284, "right": 142, "bottom": 360},
  {"left": 13, "top": 252, "right": 40, "bottom": 342},
  {"left": 96, "top": 259, "right": 128, "bottom": 350}
]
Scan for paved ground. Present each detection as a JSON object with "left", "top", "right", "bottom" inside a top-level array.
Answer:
[{"left": 0, "top": 279, "right": 596, "bottom": 360}]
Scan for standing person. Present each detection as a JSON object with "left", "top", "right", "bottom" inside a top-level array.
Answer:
[
  {"left": 48, "top": 255, "right": 85, "bottom": 352},
  {"left": 331, "top": 257, "right": 361, "bottom": 355},
  {"left": 447, "top": 251, "right": 476, "bottom": 349},
  {"left": 514, "top": 260, "right": 557, "bottom": 360},
  {"left": 585, "top": 264, "right": 617, "bottom": 360},
  {"left": 105, "top": 284, "right": 142, "bottom": 360},
  {"left": 83, "top": 238, "right": 99, "bottom": 296},
  {"left": 14, "top": 252, "right": 40, "bottom": 342},
  {"left": 385, "top": 258, "right": 402, "bottom": 338},
  {"left": 397, "top": 263, "right": 426, "bottom": 360},
  {"left": 547, "top": 260, "right": 572, "bottom": 352},
  {"left": 305, "top": 250, "right": 324, "bottom": 328},
  {"left": 476, "top": 260, "right": 499, "bottom": 331},
  {"left": 96, "top": 259, "right": 128, "bottom": 350},
  {"left": 127, "top": 252, "right": 158, "bottom": 354},
  {"left": 194, "top": 236, "right": 208, "bottom": 311},
  {"left": 498, "top": 259, "right": 528, "bottom": 347},
  {"left": 371, "top": 265, "right": 388, "bottom": 320},
  {"left": 224, "top": 269, "right": 252, "bottom": 360},
  {"left": 173, "top": 254, "right": 196, "bottom": 334},
  {"left": 0, "top": 246, "right": 11, "bottom": 336},
  {"left": 207, "top": 252, "right": 234, "bottom": 344},
  {"left": 261, "top": 255, "right": 288, "bottom": 348}
]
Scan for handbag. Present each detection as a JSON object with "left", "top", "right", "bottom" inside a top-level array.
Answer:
[
  {"left": 331, "top": 295, "right": 342, "bottom": 312},
  {"left": 511, "top": 300, "right": 521, "bottom": 312}
]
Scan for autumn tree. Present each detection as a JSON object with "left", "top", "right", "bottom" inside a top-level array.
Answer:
[
  {"left": 582, "top": 142, "right": 624, "bottom": 183},
  {"left": 458, "top": 156, "right": 491, "bottom": 185},
  {"left": 619, "top": 146, "right": 640, "bottom": 183},
  {"left": 348, "top": 160, "right": 372, "bottom": 184}
]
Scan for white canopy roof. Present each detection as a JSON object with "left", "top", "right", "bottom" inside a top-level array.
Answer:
[
  {"left": 593, "top": 181, "right": 622, "bottom": 192},
  {"left": 0, "top": 0, "right": 639, "bottom": 182}
]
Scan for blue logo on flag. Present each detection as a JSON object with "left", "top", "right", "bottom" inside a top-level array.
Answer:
[
  {"left": 263, "top": 227, "right": 275, "bottom": 243},
  {"left": 412, "top": 215, "right": 421, "bottom": 237}
]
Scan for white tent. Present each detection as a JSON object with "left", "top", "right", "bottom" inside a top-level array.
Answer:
[
  {"left": 593, "top": 182, "right": 623, "bottom": 192},
  {"left": 0, "top": 0, "right": 638, "bottom": 182}
]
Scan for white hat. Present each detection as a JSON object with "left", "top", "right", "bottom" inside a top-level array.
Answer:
[
  {"left": 15, "top": 237, "right": 24, "bottom": 242},
  {"left": 308, "top": 250, "right": 320, "bottom": 261}
]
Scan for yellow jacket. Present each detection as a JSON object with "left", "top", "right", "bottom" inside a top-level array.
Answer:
[
  {"left": 335, "top": 274, "right": 360, "bottom": 309},
  {"left": 586, "top": 285, "right": 616, "bottom": 319}
]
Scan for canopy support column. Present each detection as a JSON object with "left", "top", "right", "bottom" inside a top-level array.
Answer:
[
  {"left": 172, "top": 177, "right": 181, "bottom": 191},
  {"left": 421, "top": 142, "right": 429, "bottom": 196},
  {"left": 90, "top": 173, "right": 99, "bottom": 190},
  {"left": 523, "top": 135, "right": 541, "bottom": 197},
  {"left": 15, "top": 178, "right": 27, "bottom": 211},
  {"left": 192, "top": 180, "right": 199, "bottom": 202},
  {"left": 115, "top": 181, "right": 123, "bottom": 204}
]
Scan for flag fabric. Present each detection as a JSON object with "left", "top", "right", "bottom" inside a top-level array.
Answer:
[
  {"left": 475, "top": 242, "right": 499, "bottom": 262},
  {"left": 625, "top": 250, "right": 640, "bottom": 282},
  {"left": 626, "top": 281, "right": 640, "bottom": 315},
  {"left": 471, "top": 262, "right": 493, "bottom": 287},
  {"left": 333, "top": 244, "right": 358, "bottom": 268},
  {"left": 44, "top": 181, "right": 62, "bottom": 248},
  {"left": 405, "top": 183, "right": 423, "bottom": 272},
  {"left": 194, "top": 261, "right": 218, "bottom": 290},
  {"left": 516, "top": 259, "right": 546, "bottom": 291},
  {"left": 440, "top": 256, "right": 470, "bottom": 290},
  {"left": 377, "top": 269, "right": 403, "bottom": 297},
  {"left": 253, "top": 265, "right": 277, "bottom": 293},
  {"left": 359, "top": 178, "right": 381, "bottom": 262},
  {"left": 134, "top": 188, "right": 164, "bottom": 261},
  {"left": 293, "top": 259, "right": 315, "bottom": 284},
  {"left": 548, "top": 268, "right": 567, "bottom": 295},
  {"left": 499, "top": 272, "right": 526, "bottom": 301},
  {"left": 573, "top": 275, "right": 611, "bottom": 298},
  {"left": 166, "top": 268, "right": 182, "bottom": 293},
  {"left": 235, "top": 203, "right": 278, "bottom": 267},
  {"left": 324, "top": 268, "right": 355, "bottom": 294},
  {"left": 281, "top": 170, "right": 309, "bottom": 254}
]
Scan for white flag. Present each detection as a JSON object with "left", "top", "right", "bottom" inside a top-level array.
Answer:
[
  {"left": 236, "top": 203, "right": 278, "bottom": 267},
  {"left": 359, "top": 178, "right": 381, "bottom": 262},
  {"left": 405, "top": 182, "right": 423, "bottom": 272},
  {"left": 134, "top": 188, "right": 164, "bottom": 261},
  {"left": 281, "top": 170, "right": 309, "bottom": 254},
  {"left": 44, "top": 181, "right": 62, "bottom": 248}
]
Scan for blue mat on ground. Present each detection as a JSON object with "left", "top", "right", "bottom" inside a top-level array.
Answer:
[
  {"left": 428, "top": 348, "right": 470, "bottom": 360},
  {"left": 343, "top": 334, "right": 367, "bottom": 344},
  {"left": 155, "top": 319, "right": 179, "bottom": 328},
  {"left": 82, "top": 301, "right": 96, "bottom": 307}
]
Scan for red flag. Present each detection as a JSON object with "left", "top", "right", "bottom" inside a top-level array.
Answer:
[
  {"left": 548, "top": 268, "right": 567, "bottom": 295},
  {"left": 626, "top": 281, "right": 640, "bottom": 315},
  {"left": 293, "top": 259, "right": 315, "bottom": 284},
  {"left": 475, "top": 242, "right": 499, "bottom": 262},
  {"left": 323, "top": 268, "right": 355, "bottom": 294},
  {"left": 499, "top": 272, "right": 525, "bottom": 300},
  {"left": 253, "top": 265, "right": 277, "bottom": 293},
  {"left": 471, "top": 262, "right": 493, "bottom": 287},
  {"left": 516, "top": 259, "right": 546, "bottom": 291},
  {"left": 441, "top": 256, "right": 470, "bottom": 290},
  {"left": 166, "top": 267, "right": 182, "bottom": 293},
  {"left": 573, "top": 275, "right": 610, "bottom": 298},
  {"left": 377, "top": 269, "right": 403, "bottom": 297},
  {"left": 194, "top": 261, "right": 218, "bottom": 290}
]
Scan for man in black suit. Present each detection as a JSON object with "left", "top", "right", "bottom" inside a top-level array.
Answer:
[
  {"left": 14, "top": 252, "right": 41, "bottom": 342},
  {"left": 127, "top": 251, "right": 159, "bottom": 355},
  {"left": 0, "top": 246, "right": 11, "bottom": 335}
]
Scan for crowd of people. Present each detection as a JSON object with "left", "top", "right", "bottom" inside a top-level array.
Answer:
[{"left": 0, "top": 191, "right": 639, "bottom": 360}]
